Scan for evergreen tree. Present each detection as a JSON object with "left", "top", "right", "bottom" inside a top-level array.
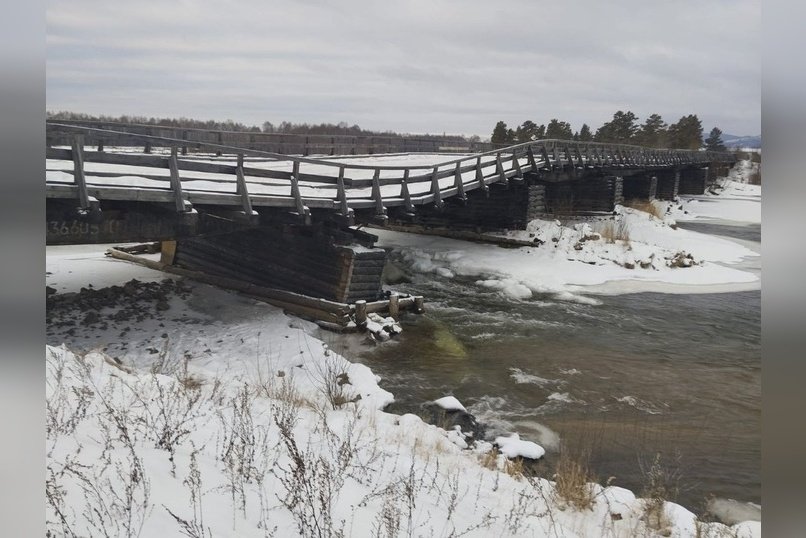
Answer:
[
  {"left": 515, "top": 120, "right": 540, "bottom": 142},
  {"left": 594, "top": 110, "right": 638, "bottom": 143},
  {"left": 545, "top": 119, "right": 573, "bottom": 139},
  {"left": 704, "top": 127, "right": 727, "bottom": 151},
  {"left": 668, "top": 114, "right": 703, "bottom": 150},
  {"left": 634, "top": 114, "right": 668, "bottom": 148},
  {"left": 578, "top": 123, "right": 593, "bottom": 142},
  {"left": 491, "top": 121, "right": 510, "bottom": 145}
]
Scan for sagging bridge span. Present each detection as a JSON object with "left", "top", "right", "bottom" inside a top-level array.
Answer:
[{"left": 46, "top": 121, "right": 735, "bottom": 311}]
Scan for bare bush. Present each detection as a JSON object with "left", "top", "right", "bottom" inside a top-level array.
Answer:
[
  {"left": 597, "top": 218, "right": 631, "bottom": 244},
  {"left": 639, "top": 452, "right": 684, "bottom": 532},
  {"left": 552, "top": 446, "right": 597, "bottom": 511},
  {"left": 624, "top": 198, "right": 663, "bottom": 219}
]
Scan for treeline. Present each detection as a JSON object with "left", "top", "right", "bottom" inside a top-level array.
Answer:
[
  {"left": 491, "top": 111, "right": 728, "bottom": 151},
  {"left": 45, "top": 111, "right": 475, "bottom": 142}
]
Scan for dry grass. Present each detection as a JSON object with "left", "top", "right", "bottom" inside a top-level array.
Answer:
[
  {"left": 596, "top": 219, "right": 631, "bottom": 245},
  {"left": 552, "top": 446, "right": 597, "bottom": 511},
  {"left": 624, "top": 198, "right": 663, "bottom": 219},
  {"left": 504, "top": 457, "right": 525, "bottom": 479},
  {"left": 639, "top": 452, "right": 683, "bottom": 533},
  {"left": 478, "top": 447, "right": 500, "bottom": 471}
]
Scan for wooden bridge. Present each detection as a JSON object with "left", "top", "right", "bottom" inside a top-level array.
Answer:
[{"left": 46, "top": 121, "right": 736, "bottom": 309}]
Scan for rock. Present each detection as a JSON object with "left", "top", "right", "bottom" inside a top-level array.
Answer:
[
  {"left": 573, "top": 242, "right": 584, "bottom": 251},
  {"left": 156, "top": 300, "right": 170, "bottom": 311},
  {"left": 46, "top": 286, "right": 57, "bottom": 296},
  {"left": 624, "top": 262, "right": 635, "bottom": 270}
]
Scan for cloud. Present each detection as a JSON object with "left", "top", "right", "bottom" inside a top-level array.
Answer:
[{"left": 46, "top": 0, "right": 761, "bottom": 136}]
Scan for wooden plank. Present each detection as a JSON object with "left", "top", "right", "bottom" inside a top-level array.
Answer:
[{"left": 107, "top": 247, "right": 352, "bottom": 315}]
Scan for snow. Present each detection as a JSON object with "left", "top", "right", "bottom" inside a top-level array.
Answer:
[
  {"left": 494, "top": 433, "right": 546, "bottom": 460},
  {"left": 433, "top": 395, "right": 468, "bottom": 413},
  {"left": 45, "top": 160, "right": 763, "bottom": 536},
  {"left": 372, "top": 162, "right": 761, "bottom": 300},
  {"left": 667, "top": 160, "right": 762, "bottom": 225}
]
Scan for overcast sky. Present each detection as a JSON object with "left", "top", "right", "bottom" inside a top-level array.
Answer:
[{"left": 46, "top": 0, "right": 761, "bottom": 138}]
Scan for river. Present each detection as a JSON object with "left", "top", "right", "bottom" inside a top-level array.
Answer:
[{"left": 336, "top": 222, "right": 761, "bottom": 514}]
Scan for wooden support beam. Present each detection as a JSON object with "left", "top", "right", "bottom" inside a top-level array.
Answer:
[
  {"left": 399, "top": 170, "right": 416, "bottom": 213},
  {"left": 511, "top": 152, "right": 523, "bottom": 179},
  {"left": 71, "top": 135, "right": 91, "bottom": 210},
  {"left": 475, "top": 157, "right": 489, "bottom": 197},
  {"left": 235, "top": 154, "right": 256, "bottom": 216},
  {"left": 540, "top": 144, "right": 552, "bottom": 170},
  {"left": 290, "top": 161, "right": 312, "bottom": 224},
  {"left": 495, "top": 153, "right": 507, "bottom": 183},
  {"left": 454, "top": 162, "right": 467, "bottom": 201},
  {"left": 371, "top": 168, "right": 388, "bottom": 223},
  {"left": 168, "top": 146, "right": 191, "bottom": 212},
  {"left": 336, "top": 165, "right": 354, "bottom": 223},
  {"left": 527, "top": 146, "right": 538, "bottom": 172},
  {"left": 430, "top": 166, "right": 444, "bottom": 209},
  {"left": 574, "top": 144, "right": 584, "bottom": 168}
]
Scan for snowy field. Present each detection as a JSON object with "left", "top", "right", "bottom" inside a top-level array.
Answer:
[{"left": 45, "top": 161, "right": 761, "bottom": 537}]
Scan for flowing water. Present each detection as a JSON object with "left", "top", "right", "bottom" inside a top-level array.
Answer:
[{"left": 339, "top": 222, "right": 761, "bottom": 514}]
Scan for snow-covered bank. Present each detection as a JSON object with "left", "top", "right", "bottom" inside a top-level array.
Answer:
[
  {"left": 372, "top": 205, "right": 759, "bottom": 302},
  {"left": 46, "top": 247, "right": 760, "bottom": 536},
  {"left": 46, "top": 343, "right": 760, "bottom": 537},
  {"left": 667, "top": 159, "right": 761, "bottom": 225}
]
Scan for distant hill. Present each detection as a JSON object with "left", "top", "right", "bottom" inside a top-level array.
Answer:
[{"left": 719, "top": 133, "right": 761, "bottom": 149}]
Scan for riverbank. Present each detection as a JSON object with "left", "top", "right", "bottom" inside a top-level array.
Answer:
[{"left": 46, "top": 244, "right": 759, "bottom": 537}]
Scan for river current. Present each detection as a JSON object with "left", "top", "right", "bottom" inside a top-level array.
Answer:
[{"left": 337, "top": 222, "right": 761, "bottom": 514}]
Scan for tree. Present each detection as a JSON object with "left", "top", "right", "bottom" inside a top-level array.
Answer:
[
  {"left": 704, "top": 127, "right": 727, "bottom": 151},
  {"left": 545, "top": 119, "right": 573, "bottom": 140},
  {"left": 634, "top": 114, "right": 668, "bottom": 148},
  {"left": 515, "top": 120, "right": 537, "bottom": 144},
  {"left": 594, "top": 110, "right": 638, "bottom": 144},
  {"left": 668, "top": 114, "right": 703, "bottom": 150},
  {"left": 578, "top": 123, "right": 593, "bottom": 142},
  {"left": 491, "top": 121, "right": 510, "bottom": 145}
]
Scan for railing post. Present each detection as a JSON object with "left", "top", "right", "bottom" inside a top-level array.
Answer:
[
  {"left": 290, "top": 161, "right": 311, "bottom": 224},
  {"left": 371, "top": 168, "right": 388, "bottom": 222},
  {"left": 495, "top": 153, "right": 507, "bottom": 183},
  {"left": 169, "top": 146, "right": 191, "bottom": 212},
  {"left": 526, "top": 146, "right": 538, "bottom": 172},
  {"left": 511, "top": 151, "right": 523, "bottom": 179},
  {"left": 540, "top": 144, "right": 552, "bottom": 170},
  {"left": 400, "top": 170, "right": 415, "bottom": 213},
  {"left": 475, "top": 156, "right": 489, "bottom": 196},
  {"left": 71, "top": 135, "right": 91, "bottom": 210},
  {"left": 235, "top": 154, "right": 256, "bottom": 216},
  {"left": 454, "top": 162, "right": 466, "bottom": 201},
  {"left": 336, "top": 165, "right": 354, "bottom": 223},
  {"left": 430, "top": 166, "right": 444, "bottom": 209}
]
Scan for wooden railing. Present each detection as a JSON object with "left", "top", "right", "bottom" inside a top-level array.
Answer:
[
  {"left": 45, "top": 120, "right": 493, "bottom": 155},
  {"left": 46, "top": 122, "right": 736, "bottom": 223}
]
